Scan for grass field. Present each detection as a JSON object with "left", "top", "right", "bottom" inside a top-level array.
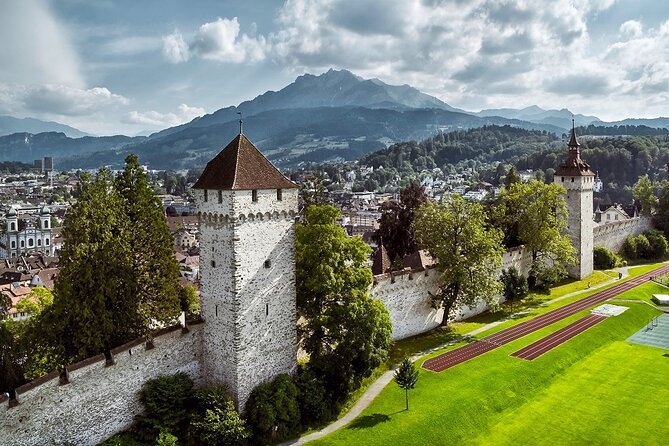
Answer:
[{"left": 310, "top": 281, "right": 669, "bottom": 445}]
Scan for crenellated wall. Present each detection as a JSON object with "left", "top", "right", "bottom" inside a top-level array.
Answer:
[
  {"left": 0, "top": 322, "right": 204, "bottom": 446},
  {"left": 593, "top": 217, "right": 653, "bottom": 252},
  {"left": 371, "top": 246, "right": 533, "bottom": 341}
]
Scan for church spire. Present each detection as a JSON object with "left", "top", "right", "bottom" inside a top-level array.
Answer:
[{"left": 568, "top": 117, "right": 579, "bottom": 148}]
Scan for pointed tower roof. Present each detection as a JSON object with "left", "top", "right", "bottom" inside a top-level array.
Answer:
[
  {"left": 193, "top": 134, "right": 297, "bottom": 190},
  {"left": 556, "top": 118, "right": 594, "bottom": 177},
  {"left": 371, "top": 244, "right": 391, "bottom": 275}
]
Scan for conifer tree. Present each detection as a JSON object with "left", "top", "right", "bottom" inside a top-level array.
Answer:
[
  {"left": 46, "top": 169, "right": 137, "bottom": 362},
  {"left": 394, "top": 358, "right": 419, "bottom": 411},
  {"left": 115, "top": 154, "right": 181, "bottom": 331}
]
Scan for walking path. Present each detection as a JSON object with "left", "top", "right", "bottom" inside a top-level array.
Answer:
[{"left": 281, "top": 264, "right": 661, "bottom": 445}]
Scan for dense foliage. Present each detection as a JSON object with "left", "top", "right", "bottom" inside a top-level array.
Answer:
[
  {"left": 362, "top": 125, "right": 558, "bottom": 175},
  {"left": 622, "top": 230, "right": 668, "bottom": 260},
  {"left": 374, "top": 182, "right": 428, "bottom": 261},
  {"left": 414, "top": 195, "right": 504, "bottom": 321},
  {"left": 244, "top": 374, "right": 301, "bottom": 445},
  {"left": 593, "top": 246, "right": 622, "bottom": 269},
  {"left": 293, "top": 204, "right": 392, "bottom": 434},
  {"left": 500, "top": 267, "right": 529, "bottom": 309}
]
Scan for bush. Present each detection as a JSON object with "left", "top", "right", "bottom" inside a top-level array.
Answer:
[
  {"left": 500, "top": 267, "right": 529, "bottom": 307},
  {"left": 135, "top": 373, "right": 194, "bottom": 442},
  {"left": 245, "top": 374, "right": 300, "bottom": 444},
  {"left": 295, "top": 366, "right": 332, "bottom": 426},
  {"left": 593, "top": 246, "right": 619, "bottom": 269},
  {"left": 644, "top": 229, "right": 668, "bottom": 258},
  {"left": 189, "top": 384, "right": 249, "bottom": 446}
]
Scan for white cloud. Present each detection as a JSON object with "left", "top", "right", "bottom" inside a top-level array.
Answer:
[
  {"left": 0, "top": 83, "right": 128, "bottom": 117},
  {"left": 123, "top": 104, "right": 206, "bottom": 127},
  {"left": 163, "top": 31, "right": 191, "bottom": 63},
  {"left": 162, "top": 18, "right": 267, "bottom": 64},
  {"left": 619, "top": 20, "right": 643, "bottom": 39}
]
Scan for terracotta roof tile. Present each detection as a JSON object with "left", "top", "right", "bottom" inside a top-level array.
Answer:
[{"left": 193, "top": 134, "right": 297, "bottom": 190}]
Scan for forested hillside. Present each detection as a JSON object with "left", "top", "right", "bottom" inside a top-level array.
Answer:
[{"left": 361, "top": 125, "right": 560, "bottom": 173}]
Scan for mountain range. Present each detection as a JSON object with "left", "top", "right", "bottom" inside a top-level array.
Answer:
[
  {"left": 1, "top": 69, "right": 669, "bottom": 170},
  {"left": 0, "top": 115, "right": 89, "bottom": 138}
]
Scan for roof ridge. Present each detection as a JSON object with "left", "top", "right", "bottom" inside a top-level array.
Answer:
[{"left": 231, "top": 134, "right": 242, "bottom": 189}]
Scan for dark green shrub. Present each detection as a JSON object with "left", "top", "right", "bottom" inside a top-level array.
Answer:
[
  {"left": 622, "top": 236, "right": 638, "bottom": 260},
  {"left": 295, "top": 366, "right": 332, "bottom": 426},
  {"left": 188, "top": 384, "right": 249, "bottom": 446},
  {"left": 245, "top": 374, "right": 300, "bottom": 444},
  {"left": 644, "top": 229, "right": 668, "bottom": 258},
  {"left": 635, "top": 234, "right": 652, "bottom": 258},
  {"left": 593, "top": 246, "right": 618, "bottom": 269},
  {"left": 135, "top": 372, "right": 194, "bottom": 442},
  {"left": 500, "top": 267, "right": 529, "bottom": 308}
]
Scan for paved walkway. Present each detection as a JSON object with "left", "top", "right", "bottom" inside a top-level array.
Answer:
[{"left": 281, "top": 265, "right": 657, "bottom": 445}]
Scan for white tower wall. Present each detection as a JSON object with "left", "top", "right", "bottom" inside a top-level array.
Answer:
[{"left": 195, "top": 188, "right": 298, "bottom": 408}]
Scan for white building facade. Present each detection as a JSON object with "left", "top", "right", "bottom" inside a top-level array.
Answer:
[{"left": 1, "top": 206, "right": 53, "bottom": 258}]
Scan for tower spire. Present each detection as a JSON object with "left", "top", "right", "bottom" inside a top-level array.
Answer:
[{"left": 568, "top": 116, "right": 579, "bottom": 148}]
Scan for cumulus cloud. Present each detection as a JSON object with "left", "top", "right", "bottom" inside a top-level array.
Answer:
[
  {"left": 0, "top": 84, "right": 128, "bottom": 116},
  {"left": 162, "top": 17, "right": 267, "bottom": 64},
  {"left": 123, "top": 104, "right": 206, "bottom": 127},
  {"left": 619, "top": 20, "right": 643, "bottom": 39}
]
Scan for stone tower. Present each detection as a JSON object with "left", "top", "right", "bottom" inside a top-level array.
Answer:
[
  {"left": 554, "top": 121, "right": 594, "bottom": 279},
  {"left": 193, "top": 132, "right": 298, "bottom": 408}
]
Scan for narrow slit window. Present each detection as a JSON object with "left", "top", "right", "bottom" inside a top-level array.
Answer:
[
  {"left": 277, "top": 189, "right": 282, "bottom": 201},
  {"left": 266, "top": 303, "right": 269, "bottom": 316},
  {"left": 215, "top": 304, "right": 218, "bottom": 317},
  {"left": 218, "top": 190, "right": 223, "bottom": 203},
  {"left": 264, "top": 259, "right": 271, "bottom": 269},
  {"left": 252, "top": 190, "right": 258, "bottom": 202},
  {"left": 204, "top": 190, "right": 208, "bottom": 202},
  {"left": 211, "top": 260, "right": 216, "bottom": 267}
]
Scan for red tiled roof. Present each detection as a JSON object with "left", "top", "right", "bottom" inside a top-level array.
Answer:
[{"left": 193, "top": 134, "right": 297, "bottom": 190}]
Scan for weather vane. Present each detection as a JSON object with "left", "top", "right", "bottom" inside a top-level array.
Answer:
[{"left": 237, "top": 112, "right": 243, "bottom": 134}]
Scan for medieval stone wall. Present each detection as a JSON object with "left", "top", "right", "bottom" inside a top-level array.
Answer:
[
  {"left": 0, "top": 323, "right": 204, "bottom": 446},
  {"left": 371, "top": 246, "right": 533, "bottom": 341},
  {"left": 593, "top": 217, "right": 653, "bottom": 252}
]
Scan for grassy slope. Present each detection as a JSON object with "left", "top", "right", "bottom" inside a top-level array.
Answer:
[{"left": 311, "top": 281, "right": 668, "bottom": 445}]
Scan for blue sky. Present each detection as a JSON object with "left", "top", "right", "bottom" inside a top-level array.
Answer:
[{"left": 1, "top": 0, "right": 669, "bottom": 135}]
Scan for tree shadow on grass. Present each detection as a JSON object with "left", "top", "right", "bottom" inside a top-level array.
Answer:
[
  {"left": 347, "top": 413, "right": 391, "bottom": 430},
  {"left": 663, "top": 353, "right": 669, "bottom": 358}
]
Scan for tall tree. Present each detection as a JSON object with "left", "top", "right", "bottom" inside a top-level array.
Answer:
[
  {"left": 654, "top": 180, "right": 669, "bottom": 237},
  {"left": 497, "top": 180, "right": 576, "bottom": 287},
  {"left": 296, "top": 205, "right": 392, "bottom": 400},
  {"left": 414, "top": 195, "right": 504, "bottom": 323},
  {"left": 375, "top": 182, "right": 428, "bottom": 261},
  {"left": 115, "top": 154, "right": 181, "bottom": 331},
  {"left": 394, "top": 358, "right": 419, "bottom": 411},
  {"left": 632, "top": 175, "right": 657, "bottom": 216},
  {"left": 43, "top": 169, "right": 137, "bottom": 363}
]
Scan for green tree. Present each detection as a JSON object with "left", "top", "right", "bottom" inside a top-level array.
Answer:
[
  {"left": 500, "top": 267, "right": 529, "bottom": 311},
  {"left": 593, "top": 246, "right": 620, "bottom": 269},
  {"left": 115, "top": 154, "right": 181, "bottom": 333},
  {"left": 632, "top": 175, "right": 657, "bottom": 216},
  {"left": 374, "top": 182, "right": 428, "bottom": 261},
  {"left": 644, "top": 229, "right": 668, "bottom": 258},
  {"left": 191, "top": 401, "right": 249, "bottom": 446},
  {"left": 394, "top": 358, "right": 419, "bottom": 411},
  {"left": 506, "top": 166, "right": 521, "bottom": 186},
  {"left": 155, "top": 431, "right": 179, "bottom": 446},
  {"left": 654, "top": 181, "right": 669, "bottom": 237},
  {"left": 179, "top": 284, "right": 200, "bottom": 319},
  {"left": 245, "top": 374, "right": 300, "bottom": 444},
  {"left": 15, "top": 287, "right": 53, "bottom": 316},
  {"left": 0, "top": 321, "right": 25, "bottom": 394},
  {"left": 414, "top": 195, "right": 504, "bottom": 323},
  {"left": 41, "top": 169, "right": 137, "bottom": 363},
  {"left": 497, "top": 180, "right": 576, "bottom": 287},
  {"left": 135, "top": 372, "right": 194, "bottom": 442},
  {"left": 296, "top": 205, "right": 392, "bottom": 401}
]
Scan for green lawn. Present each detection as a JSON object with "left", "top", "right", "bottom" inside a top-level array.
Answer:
[{"left": 311, "top": 283, "right": 669, "bottom": 445}]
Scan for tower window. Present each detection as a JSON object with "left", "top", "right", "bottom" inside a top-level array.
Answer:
[
  {"left": 571, "top": 178, "right": 574, "bottom": 182},
  {"left": 37, "top": 239, "right": 41, "bottom": 246},
  {"left": 266, "top": 303, "right": 269, "bottom": 316},
  {"left": 45, "top": 238, "right": 50, "bottom": 246},
  {"left": 277, "top": 189, "right": 282, "bottom": 201},
  {"left": 218, "top": 190, "right": 223, "bottom": 204},
  {"left": 11, "top": 241, "right": 15, "bottom": 248},
  {"left": 44, "top": 220, "right": 49, "bottom": 229},
  {"left": 20, "top": 240, "right": 24, "bottom": 248},
  {"left": 561, "top": 177, "right": 564, "bottom": 182},
  {"left": 10, "top": 222, "right": 15, "bottom": 231},
  {"left": 211, "top": 260, "right": 216, "bottom": 267},
  {"left": 264, "top": 259, "right": 271, "bottom": 269},
  {"left": 204, "top": 190, "right": 208, "bottom": 202},
  {"left": 252, "top": 190, "right": 258, "bottom": 202},
  {"left": 28, "top": 239, "right": 33, "bottom": 247}
]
